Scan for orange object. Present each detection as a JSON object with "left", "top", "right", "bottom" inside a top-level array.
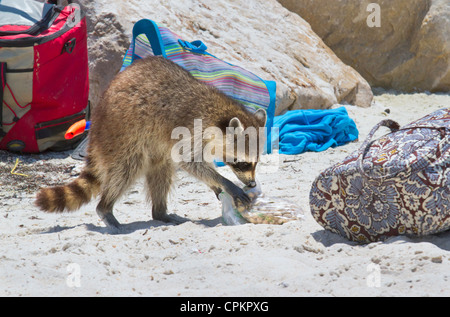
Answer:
[{"left": 65, "top": 119, "right": 88, "bottom": 140}]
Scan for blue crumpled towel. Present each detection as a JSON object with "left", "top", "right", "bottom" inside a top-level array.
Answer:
[{"left": 271, "top": 107, "right": 359, "bottom": 155}]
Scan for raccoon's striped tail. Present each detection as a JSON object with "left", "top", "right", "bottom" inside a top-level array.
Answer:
[{"left": 35, "top": 169, "right": 101, "bottom": 213}]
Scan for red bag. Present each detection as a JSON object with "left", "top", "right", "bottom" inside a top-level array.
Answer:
[{"left": 0, "top": 0, "right": 89, "bottom": 153}]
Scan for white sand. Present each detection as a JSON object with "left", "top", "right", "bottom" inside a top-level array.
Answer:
[{"left": 0, "top": 92, "right": 449, "bottom": 297}]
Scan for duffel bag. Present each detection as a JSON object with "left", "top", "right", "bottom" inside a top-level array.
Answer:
[{"left": 310, "top": 108, "right": 450, "bottom": 243}]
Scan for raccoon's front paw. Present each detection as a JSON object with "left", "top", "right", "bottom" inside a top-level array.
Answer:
[
  {"left": 229, "top": 186, "right": 252, "bottom": 210},
  {"left": 211, "top": 186, "right": 222, "bottom": 200}
]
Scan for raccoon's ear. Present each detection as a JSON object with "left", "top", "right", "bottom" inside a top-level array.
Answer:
[
  {"left": 229, "top": 117, "right": 244, "bottom": 133},
  {"left": 254, "top": 108, "right": 267, "bottom": 126}
]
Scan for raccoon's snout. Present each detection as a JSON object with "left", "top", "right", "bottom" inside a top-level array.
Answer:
[{"left": 247, "top": 181, "right": 257, "bottom": 188}]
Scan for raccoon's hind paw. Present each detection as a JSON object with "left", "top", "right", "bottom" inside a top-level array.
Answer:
[
  {"left": 156, "top": 213, "right": 189, "bottom": 225},
  {"left": 100, "top": 213, "right": 122, "bottom": 230}
]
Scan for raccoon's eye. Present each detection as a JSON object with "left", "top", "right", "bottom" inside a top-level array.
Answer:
[{"left": 232, "top": 162, "right": 252, "bottom": 171}]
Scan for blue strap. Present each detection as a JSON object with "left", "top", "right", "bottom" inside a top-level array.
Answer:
[
  {"left": 178, "top": 39, "right": 208, "bottom": 54},
  {"left": 263, "top": 80, "right": 276, "bottom": 154}
]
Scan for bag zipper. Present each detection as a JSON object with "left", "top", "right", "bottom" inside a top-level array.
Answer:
[
  {"left": 0, "top": 5, "right": 83, "bottom": 48},
  {"left": 0, "top": 6, "right": 62, "bottom": 37}
]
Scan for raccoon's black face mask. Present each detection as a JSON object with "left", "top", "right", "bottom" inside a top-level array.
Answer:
[{"left": 227, "top": 161, "right": 257, "bottom": 188}]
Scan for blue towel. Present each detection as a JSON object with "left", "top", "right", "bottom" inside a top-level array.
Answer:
[{"left": 272, "top": 107, "right": 359, "bottom": 155}]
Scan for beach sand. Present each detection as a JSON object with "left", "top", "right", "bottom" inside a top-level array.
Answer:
[{"left": 0, "top": 91, "right": 449, "bottom": 297}]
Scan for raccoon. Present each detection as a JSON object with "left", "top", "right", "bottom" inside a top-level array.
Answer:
[{"left": 35, "top": 56, "right": 267, "bottom": 229}]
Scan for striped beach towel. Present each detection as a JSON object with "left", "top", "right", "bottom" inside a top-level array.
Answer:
[{"left": 121, "top": 19, "right": 276, "bottom": 153}]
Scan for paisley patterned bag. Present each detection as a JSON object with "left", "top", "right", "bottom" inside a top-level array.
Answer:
[{"left": 310, "top": 108, "right": 450, "bottom": 243}]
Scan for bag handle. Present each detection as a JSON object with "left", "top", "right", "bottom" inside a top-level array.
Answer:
[
  {"left": 131, "top": 19, "right": 166, "bottom": 60},
  {"left": 356, "top": 119, "right": 449, "bottom": 180},
  {"left": 356, "top": 119, "right": 400, "bottom": 180},
  {"left": 130, "top": 20, "right": 209, "bottom": 61}
]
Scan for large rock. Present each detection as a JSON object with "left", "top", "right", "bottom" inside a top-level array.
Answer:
[
  {"left": 279, "top": 0, "right": 450, "bottom": 92},
  {"left": 76, "top": 0, "right": 373, "bottom": 113}
]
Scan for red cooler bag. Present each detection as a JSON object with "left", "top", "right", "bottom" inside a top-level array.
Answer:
[{"left": 0, "top": 0, "right": 89, "bottom": 153}]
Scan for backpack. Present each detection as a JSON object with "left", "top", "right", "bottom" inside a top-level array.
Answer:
[
  {"left": 121, "top": 19, "right": 277, "bottom": 153},
  {"left": 0, "top": 0, "right": 89, "bottom": 153},
  {"left": 310, "top": 108, "right": 450, "bottom": 243}
]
